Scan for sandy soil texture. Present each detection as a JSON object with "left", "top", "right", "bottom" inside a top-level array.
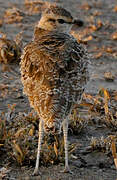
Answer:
[{"left": 0, "top": 0, "right": 117, "bottom": 179}]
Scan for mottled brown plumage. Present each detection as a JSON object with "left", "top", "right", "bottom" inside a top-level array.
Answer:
[
  {"left": 45, "top": 5, "right": 73, "bottom": 20},
  {"left": 20, "top": 5, "right": 89, "bottom": 175},
  {"left": 0, "top": 38, "right": 21, "bottom": 64}
]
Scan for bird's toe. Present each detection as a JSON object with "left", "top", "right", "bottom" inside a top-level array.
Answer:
[
  {"left": 60, "top": 166, "right": 73, "bottom": 174},
  {"left": 32, "top": 168, "right": 41, "bottom": 176}
]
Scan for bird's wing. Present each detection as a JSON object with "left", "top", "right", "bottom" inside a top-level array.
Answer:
[{"left": 20, "top": 32, "right": 89, "bottom": 103}]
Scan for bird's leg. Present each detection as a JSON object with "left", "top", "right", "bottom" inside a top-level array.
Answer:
[
  {"left": 62, "top": 118, "right": 72, "bottom": 174},
  {"left": 33, "top": 119, "right": 44, "bottom": 176}
]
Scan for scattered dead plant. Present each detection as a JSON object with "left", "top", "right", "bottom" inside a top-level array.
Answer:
[
  {"left": 0, "top": 107, "right": 77, "bottom": 166},
  {"left": 24, "top": 0, "right": 48, "bottom": 14},
  {"left": 82, "top": 88, "right": 117, "bottom": 130},
  {"left": 4, "top": 8, "right": 24, "bottom": 24},
  {"left": 89, "top": 135, "right": 117, "bottom": 154},
  {"left": 69, "top": 108, "right": 88, "bottom": 135}
]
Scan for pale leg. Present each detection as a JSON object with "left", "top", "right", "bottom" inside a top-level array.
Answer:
[
  {"left": 62, "top": 118, "right": 72, "bottom": 173},
  {"left": 33, "top": 119, "right": 44, "bottom": 175}
]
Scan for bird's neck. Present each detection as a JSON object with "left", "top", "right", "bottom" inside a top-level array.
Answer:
[{"left": 33, "top": 26, "right": 68, "bottom": 41}]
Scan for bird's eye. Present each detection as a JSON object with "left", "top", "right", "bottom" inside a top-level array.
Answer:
[
  {"left": 57, "top": 19, "right": 65, "bottom": 24},
  {"left": 48, "top": 18, "right": 56, "bottom": 23}
]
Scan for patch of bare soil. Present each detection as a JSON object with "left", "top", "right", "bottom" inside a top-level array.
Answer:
[{"left": 0, "top": 0, "right": 117, "bottom": 179}]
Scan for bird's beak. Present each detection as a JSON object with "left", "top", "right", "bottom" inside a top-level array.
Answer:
[{"left": 72, "top": 19, "right": 84, "bottom": 27}]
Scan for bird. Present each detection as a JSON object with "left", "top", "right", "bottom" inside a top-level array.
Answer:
[
  {"left": 0, "top": 37, "right": 21, "bottom": 64},
  {"left": 20, "top": 4, "right": 89, "bottom": 175}
]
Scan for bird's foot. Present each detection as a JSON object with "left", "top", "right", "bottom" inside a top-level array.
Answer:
[
  {"left": 32, "top": 168, "right": 41, "bottom": 176},
  {"left": 60, "top": 166, "right": 73, "bottom": 174}
]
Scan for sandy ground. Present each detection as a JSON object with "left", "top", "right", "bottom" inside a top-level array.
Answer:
[{"left": 0, "top": 0, "right": 117, "bottom": 179}]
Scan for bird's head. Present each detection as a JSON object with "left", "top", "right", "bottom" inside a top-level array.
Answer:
[{"left": 37, "top": 5, "right": 74, "bottom": 33}]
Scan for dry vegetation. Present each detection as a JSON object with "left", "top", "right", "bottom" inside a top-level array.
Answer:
[
  {"left": 0, "top": 88, "right": 117, "bottom": 178},
  {"left": 0, "top": 0, "right": 117, "bottom": 179}
]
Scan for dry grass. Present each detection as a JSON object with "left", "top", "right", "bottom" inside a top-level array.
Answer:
[
  {"left": 0, "top": 87, "right": 117, "bottom": 170},
  {"left": 82, "top": 88, "right": 117, "bottom": 130},
  {"left": 69, "top": 108, "right": 88, "bottom": 135},
  {"left": 0, "top": 108, "right": 77, "bottom": 166}
]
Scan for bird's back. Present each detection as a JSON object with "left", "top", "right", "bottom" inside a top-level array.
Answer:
[{"left": 20, "top": 28, "right": 89, "bottom": 132}]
